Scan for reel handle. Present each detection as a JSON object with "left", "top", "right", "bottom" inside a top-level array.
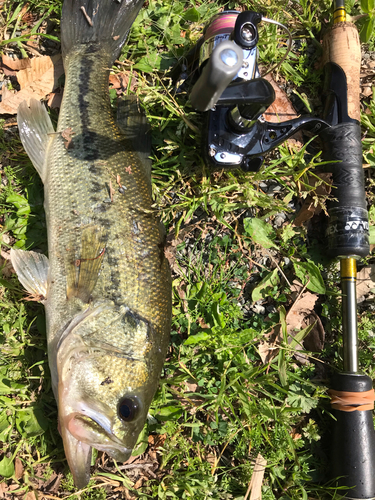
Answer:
[{"left": 190, "top": 41, "right": 243, "bottom": 112}]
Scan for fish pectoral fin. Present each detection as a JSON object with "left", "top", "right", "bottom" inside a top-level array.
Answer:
[
  {"left": 10, "top": 248, "right": 49, "bottom": 301},
  {"left": 17, "top": 99, "right": 55, "bottom": 183},
  {"left": 116, "top": 96, "right": 152, "bottom": 179},
  {"left": 66, "top": 226, "right": 106, "bottom": 303}
]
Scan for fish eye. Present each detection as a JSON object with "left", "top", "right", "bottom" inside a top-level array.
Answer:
[{"left": 118, "top": 397, "right": 139, "bottom": 422}]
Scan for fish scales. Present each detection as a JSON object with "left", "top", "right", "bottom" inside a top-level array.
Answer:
[
  {"left": 11, "top": 0, "right": 171, "bottom": 489},
  {"left": 47, "top": 46, "right": 169, "bottom": 363}
]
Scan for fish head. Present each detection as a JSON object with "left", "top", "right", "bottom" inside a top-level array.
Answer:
[{"left": 56, "top": 302, "right": 164, "bottom": 487}]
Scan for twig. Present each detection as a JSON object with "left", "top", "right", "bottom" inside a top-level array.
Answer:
[
  {"left": 264, "top": 249, "right": 292, "bottom": 288},
  {"left": 244, "top": 453, "right": 267, "bottom": 500},
  {"left": 21, "top": 41, "right": 41, "bottom": 57},
  {"left": 80, "top": 6, "right": 93, "bottom": 26}
]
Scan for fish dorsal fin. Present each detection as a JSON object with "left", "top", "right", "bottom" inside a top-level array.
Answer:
[
  {"left": 66, "top": 226, "right": 106, "bottom": 303},
  {"left": 17, "top": 99, "right": 55, "bottom": 183},
  {"left": 10, "top": 248, "right": 49, "bottom": 301},
  {"left": 116, "top": 96, "right": 152, "bottom": 178}
]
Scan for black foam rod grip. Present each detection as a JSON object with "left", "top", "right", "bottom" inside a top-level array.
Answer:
[
  {"left": 320, "top": 122, "right": 369, "bottom": 258},
  {"left": 330, "top": 373, "right": 375, "bottom": 499}
]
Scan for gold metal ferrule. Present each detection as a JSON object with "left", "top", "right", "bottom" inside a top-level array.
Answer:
[{"left": 340, "top": 257, "right": 357, "bottom": 280}]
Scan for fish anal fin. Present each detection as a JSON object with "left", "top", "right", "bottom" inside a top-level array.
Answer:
[
  {"left": 10, "top": 248, "right": 49, "bottom": 301},
  {"left": 66, "top": 226, "right": 106, "bottom": 303},
  {"left": 17, "top": 99, "right": 55, "bottom": 183}
]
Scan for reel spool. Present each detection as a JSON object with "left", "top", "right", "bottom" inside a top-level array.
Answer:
[{"left": 199, "top": 11, "right": 258, "bottom": 82}]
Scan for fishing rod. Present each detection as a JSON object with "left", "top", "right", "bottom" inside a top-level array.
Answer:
[
  {"left": 173, "top": 4, "right": 375, "bottom": 496},
  {"left": 320, "top": 0, "right": 375, "bottom": 497}
]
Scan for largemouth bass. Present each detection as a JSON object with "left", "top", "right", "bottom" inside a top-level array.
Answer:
[{"left": 10, "top": 0, "right": 171, "bottom": 488}]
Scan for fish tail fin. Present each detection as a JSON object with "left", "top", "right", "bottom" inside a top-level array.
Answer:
[{"left": 61, "top": 0, "right": 144, "bottom": 63}]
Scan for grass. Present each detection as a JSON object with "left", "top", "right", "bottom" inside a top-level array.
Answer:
[{"left": 0, "top": 0, "right": 375, "bottom": 498}]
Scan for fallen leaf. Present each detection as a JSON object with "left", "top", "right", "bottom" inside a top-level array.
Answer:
[
  {"left": 357, "top": 265, "right": 375, "bottom": 301},
  {"left": 0, "top": 54, "right": 64, "bottom": 115},
  {"left": 302, "top": 311, "right": 325, "bottom": 352},
  {"left": 44, "top": 472, "right": 62, "bottom": 493},
  {"left": 258, "top": 325, "right": 282, "bottom": 364},
  {"left": 184, "top": 380, "right": 198, "bottom": 393},
  {"left": 0, "top": 482, "right": 7, "bottom": 498},
  {"left": 24, "top": 492, "right": 36, "bottom": 500},
  {"left": 133, "top": 477, "right": 144, "bottom": 489},
  {"left": 16, "top": 54, "right": 63, "bottom": 89},
  {"left": 197, "top": 317, "right": 210, "bottom": 329},
  {"left": 286, "top": 291, "right": 318, "bottom": 333},
  {"left": 14, "top": 457, "right": 23, "bottom": 480},
  {"left": 293, "top": 201, "right": 316, "bottom": 227},
  {"left": 2, "top": 55, "right": 31, "bottom": 71},
  {"left": 291, "top": 431, "right": 302, "bottom": 440},
  {"left": 109, "top": 71, "right": 137, "bottom": 90},
  {"left": 294, "top": 173, "right": 332, "bottom": 227},
  {"left": 263, "top": 74, "right": 303, "bottom": 148},
  {"left": 0, "top": 86, "right": 16, "bottom": 102},
  {"left": 148, "top": 434, "right": 167, "bottom": 448},
  {"left": 362, "top": 86, "right": 373, "bottom": 97},
  {"left": 1, "top": 66, "right": 17, "bottom": 76}
]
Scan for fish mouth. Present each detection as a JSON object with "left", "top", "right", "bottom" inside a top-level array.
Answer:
[
  {"left": 60, "top": 411, "right": 132, "bottom": 489},
  {"left": 65, "top": 412, "right": 132, "bottom": 462}
]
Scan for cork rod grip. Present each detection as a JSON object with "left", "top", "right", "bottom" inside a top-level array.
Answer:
[{"left": 322, "top": 22, "right": 361, "bottom": 122}]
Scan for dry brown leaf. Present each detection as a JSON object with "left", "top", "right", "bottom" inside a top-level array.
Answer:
[
  {"left": 24, "top": 492, "right": 36, "bottom": 500},
  {"left": 148, "top": 433, "right": 167, "bottom": 448},
  {"left": 0, "top": 86, "right": 16, "bottom": 102},
  {"left": 16, "top": 54, "right": 62, "bottom": 89},
  {"left": 293, "top": 201, "right": 315, "bottom": 227},
  {"left": 44, "top": 472, "right": 62, "bottom": 494},
  {"left": 258, "top": 341, "right": 277, "bottom": 364},
  {"left": 294, "top": 173, "right": 332, "bottom": 227},
  {"left": 302, "top": 311, "right": 325, "bottom": 352},
  {"left": 197, "top": 317, "right": 209, "bottom": 329},
  {"left": 1, "top": 66, "right": 17, "bottom": 76},
  {"left": 2, "top": 54, "right": 31, "bottom": 70},
  {"left": 109, "top": 74, "right": 122, "bottom": 88},
  {"left": 357, "top": 265, "right": 375, "bottom": 301},
  {"left": 0, "top": 54, "right": 64, "bottom": 115},
  {"left": 362, "top": 86, "right": 373, "bottom": 97},
  {"left": 286, "top": 291, "right": 318, "bottom": 333},
  {"left": 185, "top": 380, "right": 198, "bottom": 393},
  {"left": 109, "top": 71, "right": 137, "bottom": 91},
  {"left": 14, "top": 457, "right": 24, "bottom": 480},
  {"left": 258, "top": 325, "right": 282, "bottom": 364},
  {"left": 263, "top": 74, "right": 303, "bottom": 148},
  {"left": 0, "top": 482, "right": 7, "bottom": 498}
]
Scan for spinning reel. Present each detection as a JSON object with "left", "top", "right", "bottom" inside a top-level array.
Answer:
[{"left": 177, "top": 10, "right": 330, "bottom": 172}]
